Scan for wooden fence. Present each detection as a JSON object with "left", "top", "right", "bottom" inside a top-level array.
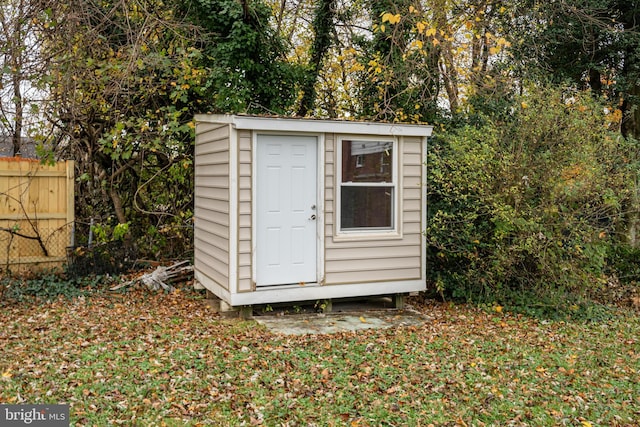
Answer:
[{"left": 0, "top": 158, "right": 74, "bottom": 273}]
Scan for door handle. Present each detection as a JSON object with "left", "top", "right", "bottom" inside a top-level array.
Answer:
[{"left": 309, "top": 214, "right": 316, "bottom": 220}]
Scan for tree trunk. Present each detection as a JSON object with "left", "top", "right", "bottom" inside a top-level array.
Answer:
[
  {"left": 588, "top": 68, "right": 602, "bottom": 94},
  {"left": 621, "top": 83, "right": 640, "bottom": 247},
  {"left": 432, "top": 2, "right": 459, "bottom": 114},
  {"left": 297, "top": 0, "right": 336, "bottom": 117},
  {"left": 8, "top": 5, "right": 24, "bottom": 157},
  {"left": 12, "top": 71, "right": 23, "bottom": 156},
  {"left": 109, "top": 187, "right": 127, "bottom": 225},
  {"left": 621, "top": 86, "right": 640, "bottom": 140},
  {"left": 618, "top": 2, "right": 640, "bottom": 247}
]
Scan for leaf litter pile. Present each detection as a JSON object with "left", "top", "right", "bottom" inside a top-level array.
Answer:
[{"left": 1, "top": 288, "right": 639, "bottom": 426}]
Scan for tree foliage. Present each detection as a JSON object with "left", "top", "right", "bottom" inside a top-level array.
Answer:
[
  {"left": 183, "top": 0, "right": 301, "bottom": 114},
  {"left": 427, "top": 86, "right": 638, "bottom": 310},
  {"left": 508, "top": 1, "right": 640, "bottom": 135},
  {"left": 32, "top": 0, "right": 302, "bottom": 258},
  {"left": 353, "top": 0, "right": 441, "bottom": 122},
  {"left": 40, "top": 0, "right": 209, "bottom": 256}
]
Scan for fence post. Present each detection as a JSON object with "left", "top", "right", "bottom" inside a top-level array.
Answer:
[
  {"left": 88, "top": 218, "right": 94, "bottom": 248},
  {"left": 66, "top": 160, "right": 75, "bottom": 246}
]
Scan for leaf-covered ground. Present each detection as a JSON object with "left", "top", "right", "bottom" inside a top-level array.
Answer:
[{"left": 1, "top": 289, "right": 639, "bottom": 426}]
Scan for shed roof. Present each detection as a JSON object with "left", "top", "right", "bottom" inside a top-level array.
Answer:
[{"left": 195, "top": 114, "right": 433, "bottom": 137}]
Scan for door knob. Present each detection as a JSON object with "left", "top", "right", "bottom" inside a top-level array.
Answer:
[{"left": 309, "top": 214, "right": 316, "bottom": 220}]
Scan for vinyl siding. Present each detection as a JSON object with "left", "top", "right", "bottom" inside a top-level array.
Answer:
[
  {"left": 237, "top": 129, "right": 253, "bottom": 292},
  {"left": 324, "top": 135, "right": 425, "bottom": 285},
  {"left": 194, "top": 122, "right": 231, "bottom": 291}
]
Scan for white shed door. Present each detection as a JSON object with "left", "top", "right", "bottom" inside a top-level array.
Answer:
[{"left": 256, "top": 134, "right": 318, "bottom": 286}]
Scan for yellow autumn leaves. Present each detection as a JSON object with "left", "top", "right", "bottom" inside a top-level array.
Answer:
[
  {"left": 377, "top": 8, "right": 511, "bottom": 54},
  {"left": 420, "top": 24, "right": 438, "bottom": 37},
  {"left": 374, "top": 12, "right": 401, "bottom": 33},
  {"left": 377, "top": 12, "right": 441, "bottom": 48},
  {"left": 489, "top": 35, "right": 512, "bottom": 55},
  {"left": 381, "top": 12, "right": 401, "bottom": 25}
]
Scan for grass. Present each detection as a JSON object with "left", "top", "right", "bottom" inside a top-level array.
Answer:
[{"left": 0, "top": 285, "right": 639, "bottom": 426}]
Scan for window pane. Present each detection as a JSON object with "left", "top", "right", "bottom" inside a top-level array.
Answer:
[
  {"left": 342, "top": 140, "right": 393, "bottom": 183},
  {"left": 341, "top": 186, "right": 393, "bottom": 229}
]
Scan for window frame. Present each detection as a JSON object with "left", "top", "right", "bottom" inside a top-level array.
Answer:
[{"left": 335, "top": 135, "right": 401, "bottom": 240}]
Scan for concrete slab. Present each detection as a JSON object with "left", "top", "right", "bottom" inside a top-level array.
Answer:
[{"left": 253, "top": 297, "right": 428, "bottom": 335}]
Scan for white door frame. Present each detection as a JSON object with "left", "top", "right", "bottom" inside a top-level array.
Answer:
[{"left": 252, "top": 131, "right": 324, "bottom": 288}]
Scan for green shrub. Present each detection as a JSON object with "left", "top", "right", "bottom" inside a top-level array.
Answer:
[
  {"left": 427, "top": 86, "right": 637, "bottom": 315},
  {"left": 606, "top": 244, "right": 640, "bottom": 283}
]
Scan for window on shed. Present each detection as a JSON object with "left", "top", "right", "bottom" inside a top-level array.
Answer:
[{"left": 339, "top": 139, "right": 396, "bottom": 231}]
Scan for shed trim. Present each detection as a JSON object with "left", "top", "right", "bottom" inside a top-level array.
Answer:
[
  {"left": 228, "top": 279, "right": 425, "bottom": 306},
  {"left": 195, "top": 114, "right": 433, "bottom": 137},
  {"left": 317, "top": 133, "right": 326, "bottom": 285},
  {"left": 421, "top": 136, "right": 427, "bottom": 283},
  {"left": 195, "top": 270, "right": 231, "bottom": 302},
  {"left": 228, "top": 125, "right": 239, "bottom": 294}
]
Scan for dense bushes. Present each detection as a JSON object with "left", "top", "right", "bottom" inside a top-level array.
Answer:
[{"left": 427, "top": 87, "right": 639, "bottom": 314}]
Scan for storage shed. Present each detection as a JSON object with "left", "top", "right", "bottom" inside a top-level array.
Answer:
[{"left": 194, "top": 115, "right": 433, "bottom": 307}]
